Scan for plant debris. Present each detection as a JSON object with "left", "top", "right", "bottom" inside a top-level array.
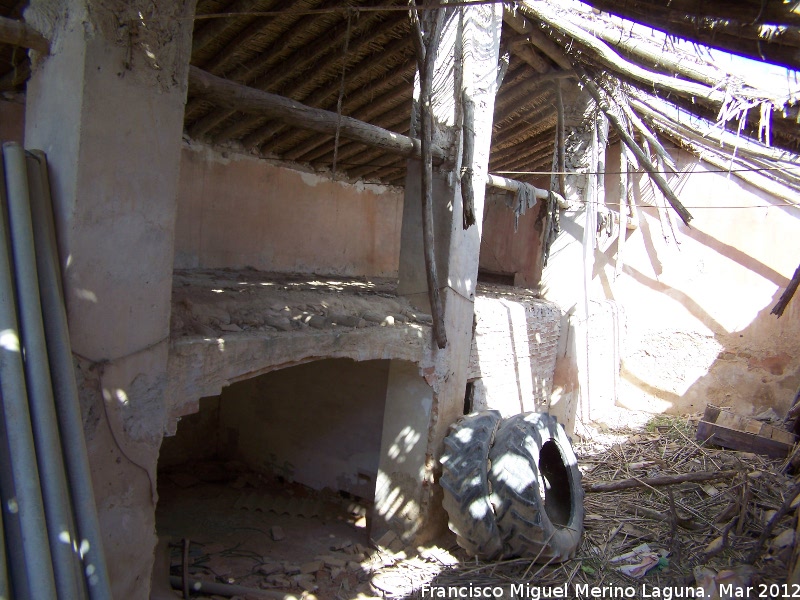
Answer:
[{"left": 404, "top": 414, "right": 799, "bottom": 596}]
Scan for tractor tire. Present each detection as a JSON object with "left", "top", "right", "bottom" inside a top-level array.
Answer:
[
  {"left": 439, "top": 410, "right": 504, "bottom": 559},
  {"left": 488, "top": 412, "right": 584, "bottom": 562}
]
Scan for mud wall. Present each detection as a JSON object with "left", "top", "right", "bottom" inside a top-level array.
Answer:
[
  {"left": 479, "top": 189, "right": 546, "bottom": 288},
  {"left": 610, "top": 145, "right": 800, "bottom": 415},
  {"left": 216, "top": 358, "right": 390, "bottom": 500},
  {"left": 174, "top": 142, "right": 404, "bottom": 277},
  {"left": 542, "top": 141, "right": 800, "bottom": 420},
  {"left": 0, "top": 97, "right": 24, "bottom": 142}
]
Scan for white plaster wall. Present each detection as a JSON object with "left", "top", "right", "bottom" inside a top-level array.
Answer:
[
  {"left": 217, "top": 359, "right": 389, "bottom": 500},
  {"left": 548, "top": 142, "right": 800, "bottom": 418},
  {"left": 174, "top": 142, "right": 404, "bottom": 277}
]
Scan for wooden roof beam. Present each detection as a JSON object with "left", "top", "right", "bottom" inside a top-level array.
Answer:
[
  {"left": 189, "top": 66, "right": 444, "bottom": 162},
  {"left": 519, "top": 2, "right": 726, "bottom": 106},
  {"left": 0, "top": 15, "right": 49, "bottom": 54},
  {"left": 297, "top": 109, "right": 410, "bottom": 166},
  {"left": 503, "top": 6, "right": 571, "bottom": 70},
  {"left": 241, "top": 46, "right": 415, "bottom": 150},
  {"left": 571, "top": 0, "right": 800, "bottom": 69},
  {"left": 191, "top": 0, "right": 277, "bottom": 59}
]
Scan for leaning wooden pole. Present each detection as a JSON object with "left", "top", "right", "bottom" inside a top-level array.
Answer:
[
  {"left": 574, "top": 65, "right": 693, "bottom": 226},
  {"left": 772, "top": 264, "right": 800, "bottom": 318},
  {"left": 411, "top": 3, "right": 447, "bottom": 349},
  {"left": 555, "top": 79, "right": 566, "bottom": 198}
]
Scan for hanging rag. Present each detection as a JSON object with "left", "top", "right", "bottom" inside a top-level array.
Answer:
[
  {"left": 542, "top": 191, "right": 561, "bottom": 267},
  {"left": 511, "top": 182, "right": 539, "bottom": 232}
]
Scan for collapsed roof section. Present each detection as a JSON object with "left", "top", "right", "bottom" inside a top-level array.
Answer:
[{"left": 0, "top": 0, "right": 798, "bottom": 191}]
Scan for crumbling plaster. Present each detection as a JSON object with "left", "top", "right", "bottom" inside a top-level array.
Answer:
[
  {"left": 603, "top": 144, "right": 800, "bottom": 417},
  {"left": 467, "top": 288, "right": 561, "bottom": 416},
  {"left": 540, "top": 130, "right": 800, "bottom": 428}
]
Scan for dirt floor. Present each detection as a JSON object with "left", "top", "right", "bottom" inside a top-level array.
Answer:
[
  {"left": 155, "top": 461, "right": 462, "bottom": 600},
  {"left": 154, "top": 413, "right": 800, "bottom": 600}
]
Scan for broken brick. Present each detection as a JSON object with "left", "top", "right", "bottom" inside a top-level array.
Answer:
[{"left": 300, "top": 560, "right": 323, "bottom": 574}]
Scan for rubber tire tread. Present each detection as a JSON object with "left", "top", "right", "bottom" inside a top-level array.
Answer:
[
  {"left": 488, "top": 412, "right": 584, "bottom": 562},
  {"left": 439, "top": 410, "right": 503, "bottom": 559}
]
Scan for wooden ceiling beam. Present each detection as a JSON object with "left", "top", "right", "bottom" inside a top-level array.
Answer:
[
  {"left": 321, "top": 114, "right": 410, "bottom": 171},
  {"left": 292, "top": 107, "right": 409, "bottom": 166},
  {"left": 188, "top": 0, "right": 343, "bottom": 136},
  {"left": 565, "top": 0, "right": 800, "bottom": 69},
  {"left": 191, "top": 0, "right": 277, "bottom": 60},
  {"left": 219, "top": 38, "right": 410, "bottom": 148},
  {"left": 200, "top": 0, "right": 335, "bottom": 75},
  {"left": 211, "top": 17, "right": 404, "bottom": 143},
  {"left": 503, "top": 7, "right": 571, "bottom": 70},
  {"left": 491, "top": 136, "right": 553, "bottom": 170},
  {"left": 285, "top": 79, "right": 413, "bottom": 162},
  {"left": 246, "top": 5, "right": 395, "bottom": 94},
  {"left": 492, "top": 105, "right": 556, "bottom": 150},
  {"left": 0, "top": 15, "right": 49, "bottom": 54},
  {"left": 576, "top": 0, "right": 800, "bottom": 30},
  {"left": 509, "top": 37, "right": 550, "bottom": 74},
  {"left": 521, "top": 3, "right": 725, "bottom": 105},
  {"left": 494, "top": 87, "right": 554, "bottom": 130},
  {"left": 245, "top": 59, "right": 413, "bottom": 151},
  {"left": 188, "top": 66, "right": 444, "bottom": 162}
]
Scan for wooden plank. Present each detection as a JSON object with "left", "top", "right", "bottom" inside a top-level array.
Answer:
[
  {"left": 704, "top": 404, "right": 797, "bottom": 445},
  {"left": 703, "top": 404, "right": 722, "bottom": 422},
  {"left": 697, "top": 420, "right": 794, "bottom": 459}
]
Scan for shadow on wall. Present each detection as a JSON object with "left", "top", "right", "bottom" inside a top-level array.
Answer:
[{"left": 596, "top": 154, "right": 800, "bottom": 418}]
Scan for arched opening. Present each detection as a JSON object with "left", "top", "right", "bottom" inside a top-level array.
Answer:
[{"left": 156, "top": 358, "right": 393, "bottom": 594}]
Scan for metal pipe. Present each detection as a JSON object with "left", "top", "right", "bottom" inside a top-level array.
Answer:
[
  {"left": 0, "top": 154, "right": 27, "bottom": 600},
  {"left": 0, "top": 145, "right": 56, "bottom": 598},
  {"left": 0, "top": 458, "right": 10, "bottom": 600},
  {"left": 3, "top": 142, "right": 81, "bottom": 599},
  {"left": 486, "top": 173, "right": 570, "bottom": 208},
  {"left": 168, "top": 576, "right": 301, "bottom": 600},
  {"left": 27, "top": 150, "right": 113, "bottom": 600}
]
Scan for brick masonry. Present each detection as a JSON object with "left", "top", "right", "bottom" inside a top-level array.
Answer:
[{"left": 468, "top": 285, "right": 561, "bottom": 417}]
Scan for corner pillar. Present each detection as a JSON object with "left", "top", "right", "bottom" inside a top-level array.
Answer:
[
  {"left": 375, "top": 4, "right": 502, "bottom": 543},
  {"left": 23, "top": 0, "right": 195, "bottom": 597}
]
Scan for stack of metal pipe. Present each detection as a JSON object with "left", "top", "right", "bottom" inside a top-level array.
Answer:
[{"left": 0, "top": 143, "right": 111, "bottom": 600}]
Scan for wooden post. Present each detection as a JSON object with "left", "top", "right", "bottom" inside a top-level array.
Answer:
[{"left": 410, "top": 4, "right": 448, "bottom": 350}]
